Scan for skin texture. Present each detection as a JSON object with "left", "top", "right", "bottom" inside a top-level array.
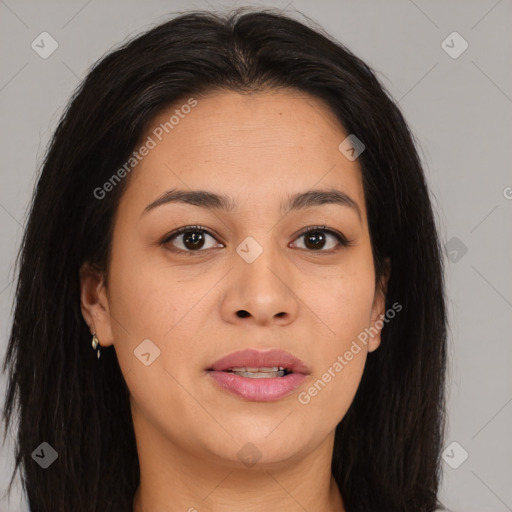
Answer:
[{"left": 80, "top": 89, "right": 389, "bottom": 512}]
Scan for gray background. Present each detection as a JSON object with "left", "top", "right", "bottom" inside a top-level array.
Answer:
[{"left": 0, "top": 0, "right": 511, "bottom": 510}]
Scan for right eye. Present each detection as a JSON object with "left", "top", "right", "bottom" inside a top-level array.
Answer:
[{"left": 161, "top": 225, "right": 224, "bottom": 254}]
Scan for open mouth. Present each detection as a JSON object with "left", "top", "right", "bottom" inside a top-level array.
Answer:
[
  {"left": 205, "top": 348, "right": 309, "bottom": 401},
  {"left": 213, "top": 366, "right": 293, "bottom": 378}
]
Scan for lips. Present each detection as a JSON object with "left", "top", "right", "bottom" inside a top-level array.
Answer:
[
  {"left": 207, "top": 348, "right": 310, "bottom": 375},
  {"left": 206, "top": 348, "right": 310, "bottom": 402}
]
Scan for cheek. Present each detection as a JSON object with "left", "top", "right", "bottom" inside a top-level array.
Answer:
[
  {"left": 295, "top": 355, "right": 366, "bottom": 445},
  {"left": 298, "top": 266, "right": 375, "bottom": 423},
  {"left": 308, "top": 262, "right": 376, "bottom": 345},
  {"left": 296, "top": 304, "right": 371, "bottom": 435},
  {"left": 107, "top": 234, "right": 198, "bottom": 338},
  {"left": 106, "top": 242, "right": 220, "bottom": 386}
]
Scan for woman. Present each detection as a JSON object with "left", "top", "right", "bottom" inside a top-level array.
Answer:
[{"left": 2, "top": 8, "right": 448, "bottom": 512}]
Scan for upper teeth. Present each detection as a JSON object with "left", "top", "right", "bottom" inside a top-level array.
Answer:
[{"left": 229, "top": 366, "right": 286, "bottom": 372}]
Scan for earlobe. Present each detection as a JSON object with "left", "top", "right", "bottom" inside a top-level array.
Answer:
[
  {"left": 368, "top": 258, "right": 391, "bottom": 353},
  {"left": 79, "top": 263, "right": 114, "bottom": 347}
]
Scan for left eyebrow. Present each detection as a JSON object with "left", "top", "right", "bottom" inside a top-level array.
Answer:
[
  {"left": 141, "top": 187, "right": 362, "bottom": 223},
  {"left": 284, "top": 189, "right": 362, "bottom": 223}
]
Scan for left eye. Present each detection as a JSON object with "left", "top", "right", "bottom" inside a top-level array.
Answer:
[
  {"left": 161, "top": 225, "right": 349, "bottom": 253},
  {"left": 290, "top": 226, "right": 349, "bottom": 252}
]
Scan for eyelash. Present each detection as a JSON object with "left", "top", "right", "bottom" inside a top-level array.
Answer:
[{"left": 160, "top": 224, "right": 353, "bottom": 255}]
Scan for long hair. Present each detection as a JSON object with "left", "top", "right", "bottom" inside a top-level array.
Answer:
[{"left": 2, "top": 8, "right": 447, "bottom": 511}]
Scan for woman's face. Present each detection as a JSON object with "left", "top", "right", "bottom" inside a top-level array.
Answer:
[{"left": 81, "top": 89, "right": 387, "bottom": 469}]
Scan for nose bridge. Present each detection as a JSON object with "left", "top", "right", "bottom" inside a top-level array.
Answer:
[{"left": 235, "top": 228, "right": 286, "bottom": 282}]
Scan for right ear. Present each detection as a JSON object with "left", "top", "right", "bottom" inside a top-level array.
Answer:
[{"left": 79, "top": 263, "right": 114, "bottom": 347}]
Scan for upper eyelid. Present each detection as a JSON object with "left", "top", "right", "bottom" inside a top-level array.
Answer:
[{"left": 163, "top": 225, "right": 221, "bottom": 243}]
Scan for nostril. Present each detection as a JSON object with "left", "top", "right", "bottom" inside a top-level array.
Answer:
[{"left": 236, "top": 310, "right": 250, "bottom": 318}]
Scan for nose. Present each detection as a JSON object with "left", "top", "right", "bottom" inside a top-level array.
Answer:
[{"left": 220, "top": 243, "right": 300, "bottom": 327}]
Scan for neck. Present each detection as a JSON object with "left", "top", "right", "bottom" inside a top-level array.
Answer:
[{"left": 131, "top": 417, "right": 345, "bottom": 512}]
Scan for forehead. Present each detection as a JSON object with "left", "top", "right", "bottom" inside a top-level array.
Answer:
[{"left": 120, "top": 89, "right": 367, "bottom": 221}]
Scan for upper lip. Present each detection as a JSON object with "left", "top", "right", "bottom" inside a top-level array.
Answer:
[{"left": 207, "top": 348, "right": 310, "bottom": 375}]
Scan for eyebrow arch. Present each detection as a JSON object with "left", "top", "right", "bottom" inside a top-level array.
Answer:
[{"left": 141, "top": 187, "right": 362, "bottom": 222}]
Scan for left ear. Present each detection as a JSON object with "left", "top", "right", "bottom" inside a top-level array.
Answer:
[{"left": 368, "top": 257, "right": 391, "bottom": 353}]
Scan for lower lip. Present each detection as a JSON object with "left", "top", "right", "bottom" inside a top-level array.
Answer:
[{"left": 207, "top": 371, "right": 307, "bottom": 402}]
